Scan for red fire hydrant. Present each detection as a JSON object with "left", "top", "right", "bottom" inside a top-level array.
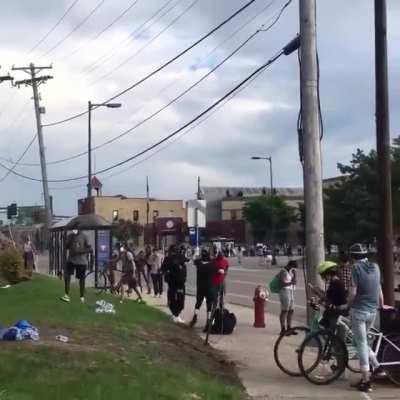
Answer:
[{"left": 253, "top": 285, "right": 268, "bottom": 328}]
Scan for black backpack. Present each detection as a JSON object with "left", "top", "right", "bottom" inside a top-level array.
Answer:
[{"left": 211, "top": 308, "right": 237, "bottom": 335}]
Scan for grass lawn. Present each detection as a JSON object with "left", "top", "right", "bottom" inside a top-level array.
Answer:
[{"left": 0, "top": 275, "right": 246, "bottom": 400}]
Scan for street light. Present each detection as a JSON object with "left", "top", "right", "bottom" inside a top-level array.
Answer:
[
  {"left": 251, "top": 155, "right": 277, "bottom": 265},
  {"left": 88, "top": 101, "right": 122, "bottom": 198},
  {"left": 251, "top": 156, "right": 273, "bottom": 195}
]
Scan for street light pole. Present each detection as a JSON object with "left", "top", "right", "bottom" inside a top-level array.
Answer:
[
  {"left": 87, "top": 102, "right": 122, "bottom": 199},
  {"left": 267, "top": 156, "right": 273, "bottom": 195},
  {"left": 88, "top": 101, "right": 92, "bottom": 198}
]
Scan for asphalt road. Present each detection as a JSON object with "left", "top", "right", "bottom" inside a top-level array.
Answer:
[{"left": 186, "top": 256, "right": 309, "bottom": 323}]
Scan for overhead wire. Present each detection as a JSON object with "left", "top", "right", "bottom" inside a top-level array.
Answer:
[
  {"left": 41, "top": 0, "right": 107, "bottom": 57},
  {"left": 82, "top": 0, "right": 179, "bottom": 76},
  {"left": 28, "top": 0, "right": 81, "bottom": 54},
  {"left": 7, "top": 0, "right": 292, "bottom": 168},
  {"left": 42, "top": 0, "right": 259, "bottom": 127},
  {"left": 60, "top": 0, "right": 141, "bottom": 61},
  {"left": 89, "top": 0, "right": 200, "bottom": 86},
  {"left": 0, "top": 34, "right": 298, "bottom": 183}
]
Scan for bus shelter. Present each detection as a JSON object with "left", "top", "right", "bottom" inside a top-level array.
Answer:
[{"left": 49, "top": 214, "right": 112, "bottom": 287}]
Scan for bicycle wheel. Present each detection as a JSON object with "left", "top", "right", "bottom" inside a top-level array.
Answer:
[
  {"left": 298, "top": 329, "right": 347, "bottom": 385},
  {"left": 273, "top": 326, "right": 310, "bottom": 377},
  {"left": 381, "top": 334, "right": 400, "bottom": 386}
]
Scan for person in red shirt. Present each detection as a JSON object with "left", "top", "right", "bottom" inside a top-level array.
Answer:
[{"left": 213, "top": 251, "right": 229, "bottom": 300}]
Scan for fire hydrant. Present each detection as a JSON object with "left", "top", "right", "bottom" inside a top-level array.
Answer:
[{"left": 253, "top": 285, "right": 268, "bottom": 328}]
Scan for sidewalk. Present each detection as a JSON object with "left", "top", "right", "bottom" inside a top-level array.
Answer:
[{"left": 145, "top": 293, "right": 399, "bottom": 400}]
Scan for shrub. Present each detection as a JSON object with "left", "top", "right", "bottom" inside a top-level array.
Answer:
[{"left": 0, "top": 247, "right": 28, "bottom": 284}]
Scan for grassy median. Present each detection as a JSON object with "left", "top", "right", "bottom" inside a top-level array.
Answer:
[{"left": 0, "top": 275, "right": 246, "bottom": 400}]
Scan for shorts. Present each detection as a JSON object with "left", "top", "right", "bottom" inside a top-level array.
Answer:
[
  {"left": 279, "top": 289, "right": 294, "bottom": 311},
  {"left": 66, "top": 262, "right": 86, "bottom": 280},
  {"left": 120, "top": 272, "right": 138, "bottom": 289}
]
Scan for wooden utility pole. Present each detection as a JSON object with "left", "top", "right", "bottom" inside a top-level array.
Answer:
[
  {"left": 13, "top": 63, "right": 53, "bottom": 236},
  {"left": 299, "top": 1, "right": 325, "bottom": 296},
  {"left": 374, "top": 0, "right": 394, "bottom": 306}
]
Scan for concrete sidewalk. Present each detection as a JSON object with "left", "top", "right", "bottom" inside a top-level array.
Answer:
[{"left": 144, "top": 293, "right": 399, "bottom": 400}]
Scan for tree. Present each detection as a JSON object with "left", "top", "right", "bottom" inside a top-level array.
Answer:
[
  {"left": 112, "top": 219, "right": 144, "bottom": 246},
  {"left": 324, "top": 136, "right": 400, "bottom": 250},
  {"left": 243, "top": 196, "right": 296, "bottom": 244}
]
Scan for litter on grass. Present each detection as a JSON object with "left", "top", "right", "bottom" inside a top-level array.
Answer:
[
  {"left": 95, "top": 300, "right": 116, "bottom": 314},
  {"left": 0, "top": 320, "right": 39, "bottom": 341}
]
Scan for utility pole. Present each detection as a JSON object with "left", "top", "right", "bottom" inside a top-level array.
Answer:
[
  {"left": 374, "top": 0, "right": 394, "bottom": 306},
  {"left": 13, "top": 63, "right": 53, "bottom": 236},
  {"left": 88, "top": 101, "right": 93, "bottom": 198},
  {"left": 299, "top": 1, "right": 325, "bottom": 298}
]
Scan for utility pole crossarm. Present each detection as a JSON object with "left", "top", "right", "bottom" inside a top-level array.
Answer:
[{"left": 14, "top": 76, "right": 53, "bottom": 87}]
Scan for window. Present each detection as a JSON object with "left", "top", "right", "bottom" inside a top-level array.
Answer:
[
  {"left": 153, "top": 210, "right": 159, "bottom": 220},
  {"left": 133, "top": 210, "right": 139, "bottom": 222},
  {"left": 230, "top": 210, "right": 237, "bottom": 220},
  {"left": 112, "top": 210, "right": 119, "bottom": 222}
]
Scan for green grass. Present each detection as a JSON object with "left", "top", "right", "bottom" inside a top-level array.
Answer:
[{"left": 0, "top": 275, "right": 246, "bottom": 400}]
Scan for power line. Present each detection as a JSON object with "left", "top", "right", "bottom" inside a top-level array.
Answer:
[
  {"left": 42, "top": 0, "right": 258, "bottom": 127},
  {"left": 41, "top": 0, "right": 106, "bottom": 57},
  {"left": 60, "top": 0, "right": 141, "bottom": 61},
  {"left": 28, "top": 0, "right": 81, "bottom": 54},
  {"left": 1, "top": 35, "right": 299, "bottom": 183},
  {"left": 82, "top": 0, "right": 179, "bottom": 76},
  {"left": 89, "top": 0, "right": 200, "bottom": 86},
  {"left": 0, "top": 134, "right": 36, "bottom": 183},
  {"left": 6, "top": 0, "right": 293, "bottom": 168}
]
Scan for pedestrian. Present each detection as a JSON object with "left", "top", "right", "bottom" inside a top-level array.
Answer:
[
  {"left": 119, "top": 245, "right": 144, "bottom": 304},
  {"left": 348, "top": 243, "right": 390, "bottom": 393},
  {"left": 60, "top": 224, "right": 91, "bottom": 303},
  {"left": 161, "top": 244, "right": 187, "bottom": 323},
  {"left": 278, "top": 260, "right": 297, "bottom": 335},
  {"left": 148, "top": 248, "right": 164, "bottom": 297},
  {"left": 214, "top": 250, "right": 229, "bottom": 296},
  {"left": 23, "top": 236, "right": 36, "bottom": 273},
  {"left": 135, "top": 250, "right": 151, "bottom": 294},
  {"left": 145, "top": 244, "right": 152, "bottom": 291},
  {"left": 237, "top": 246, "right": 243, "bottom": 265},
  {"left": 337, "top": 251, "right": 352, "bottom": 294},
  {"left": 189, "top": 248, "right": 218, "bottom": 330}
]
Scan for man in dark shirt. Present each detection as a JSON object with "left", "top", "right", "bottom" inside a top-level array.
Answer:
[
  {"left": 161, "top": 245, "right": 187, "bottom": 323},
  {"left": 189, "top": 248, "right": 218, "bottom": 331},
  {"left": 61, "top": 224, "right": 91, "bottom": 303}
]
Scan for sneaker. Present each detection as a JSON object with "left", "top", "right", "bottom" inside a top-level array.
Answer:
[
  {"left": 60, "top": 294, "right": 70, "bottom": 303},
  {"left": 189, "top": 314, "right": 198, "bottom": 328},
  {"left": 351, "top": 380, "right": 372, "bottom": 393},
  {"left": 80, "top": 297, "right": 85, "bottom": 303},
  {"left": 286, "top": 329, "right": 298, "bottom": 336},
  {"left": 176, "top": 316, "right": 185, "bottom": 324}
]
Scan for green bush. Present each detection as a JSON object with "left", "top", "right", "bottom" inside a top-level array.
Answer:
[{"left": 0, "top": 248, "right": 28, "bottom": 284}]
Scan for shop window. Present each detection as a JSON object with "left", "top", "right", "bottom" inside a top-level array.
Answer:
[
  {"left": 112, "top": 210, "right": 119, "bottom": 222},
  {"left": 133, "top": 210, "right": 139, "bottom": 222}
]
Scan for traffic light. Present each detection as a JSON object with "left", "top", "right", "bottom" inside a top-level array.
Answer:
[{"left": 7, "top": 203, "right": 17, "bottom": 220}]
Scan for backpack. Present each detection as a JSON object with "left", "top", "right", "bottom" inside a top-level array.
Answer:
[
  {"left": 269, "top": 273, "right": 282, "bottom": 294},
  {"left": 211, "top": 308, "right": 237, "bottom": 335}
]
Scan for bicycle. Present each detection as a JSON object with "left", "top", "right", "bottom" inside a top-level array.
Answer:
[
  {"left": 274, "top": 299, "right": 360, "bottom": 377},
  {"left": 298, "top": 311, "right": 400, "bottom": 386},
  {"left": 85, "top": 264, "right": 122, "bottom": 296}
]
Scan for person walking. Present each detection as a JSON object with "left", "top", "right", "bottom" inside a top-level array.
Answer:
[
  {"left": 237, "top": 246, "right": 243, "bottom": 265},
  {"left": 189, "top": 248, "right": 218, "bottom": 330},
  {"left": 148, "top": 248, "right": 164, "bottom": 297},
  {"left": 119, "top": 246, "right": 144, "bottom": 304},
  {"left": 60, "top": 225, "right": 91, "bottom": 303},
  {"left": 162, "top": 244, "right": 187, "bottom": 323},
  {"left": 23, "top": 236, "right": 36, "bottom": 273},
  {"left": 348, "top": 243, "right": 390, "bottom": 393},
  {"left": 278, "top": 260, "right": 297, "bottom": 335},
  {"left": 135, "top": 250, "right": 151, "bottom": 294}
]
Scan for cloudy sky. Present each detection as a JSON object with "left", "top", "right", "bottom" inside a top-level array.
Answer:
[{"left": 0, "top": 0, "right": 399, "bottom": 216}]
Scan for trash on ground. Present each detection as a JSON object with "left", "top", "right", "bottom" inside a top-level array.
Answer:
[
  {"left": 0, "top": 320, "right": 39, "bottom": 341},
  {"left": 56, "top": 335, "right": 69, "bottom": 343},
  {"left": 0, "top": 284, "right": 11, "bottom": 289},
  {"left": 95, "top": 300, "right": 116, "bottom": 314}
]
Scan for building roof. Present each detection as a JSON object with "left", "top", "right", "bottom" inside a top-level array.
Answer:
[{"left": 201, "top": 186, "right": 303, "bottom": 200}]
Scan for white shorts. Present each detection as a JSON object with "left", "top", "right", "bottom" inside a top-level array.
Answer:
[{"left": 279, "top": 289, "right": 294, "bottom": 311}]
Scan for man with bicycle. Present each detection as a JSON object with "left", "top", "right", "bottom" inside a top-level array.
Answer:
[{"left": 348, "top": 243, "right": 390, "bottom": 393}]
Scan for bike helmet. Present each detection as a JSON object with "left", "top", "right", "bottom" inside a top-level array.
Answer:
[{"left": 318, "top": 261, "right": 338, "bottom": 276}]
